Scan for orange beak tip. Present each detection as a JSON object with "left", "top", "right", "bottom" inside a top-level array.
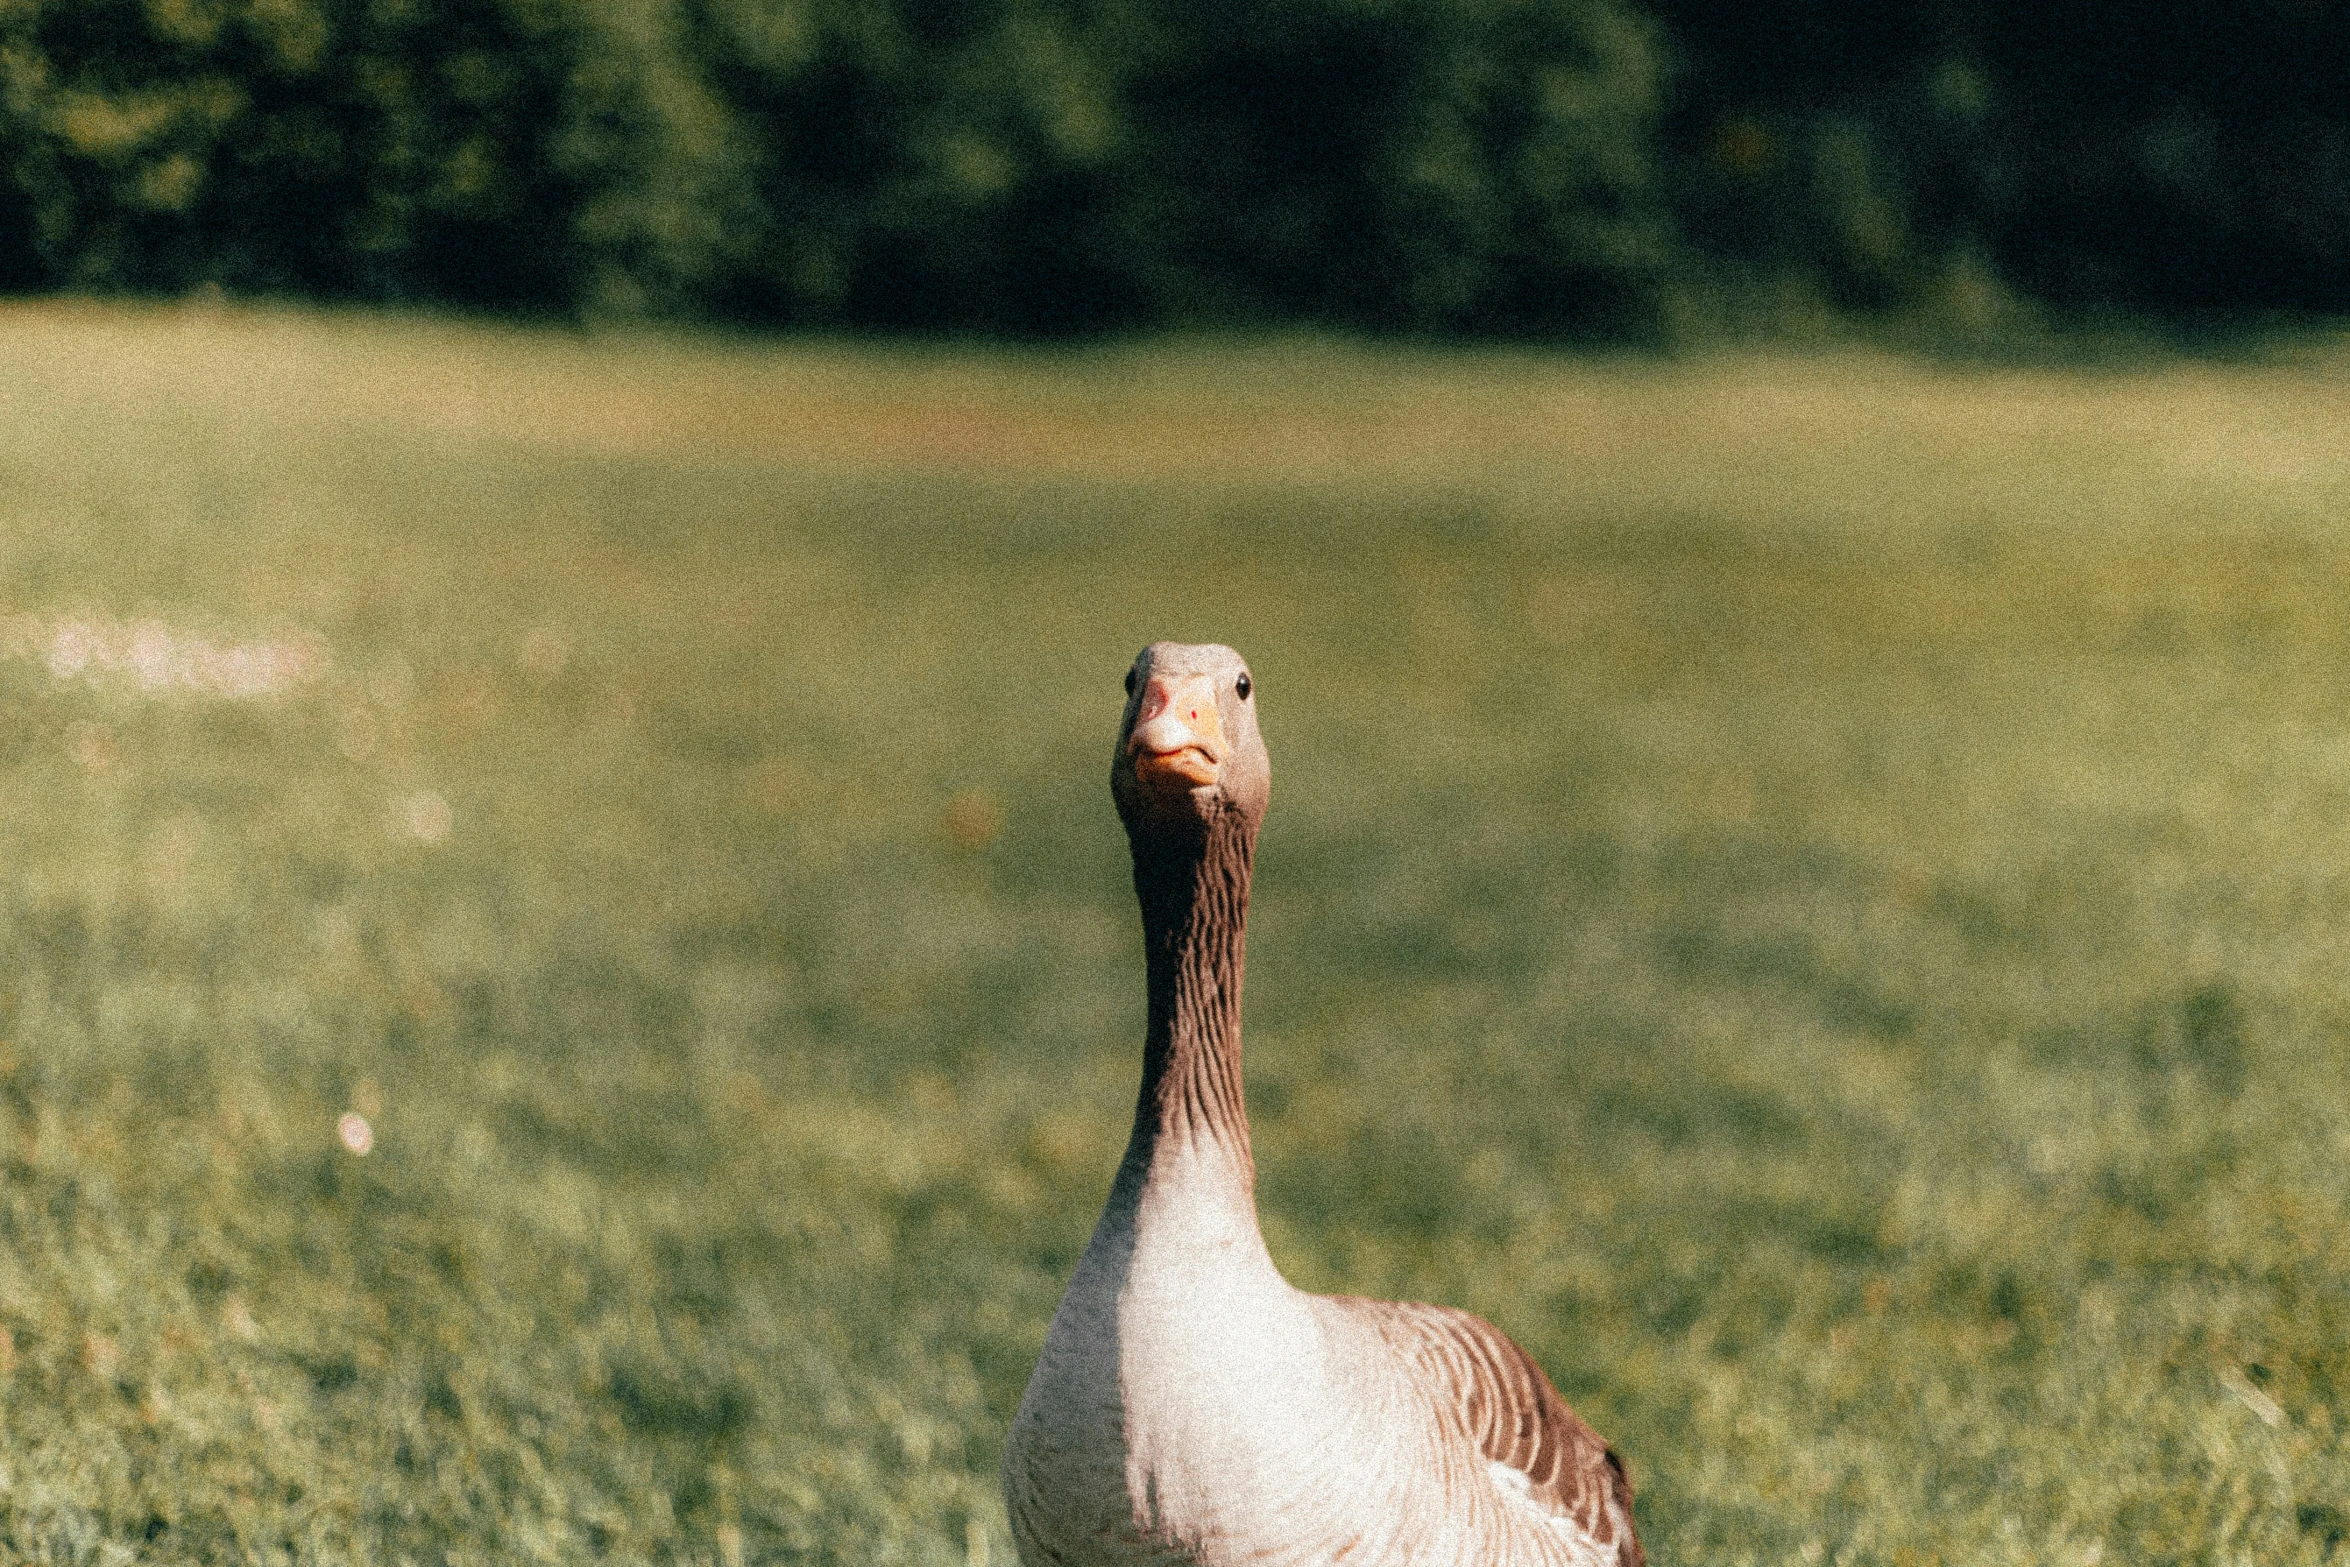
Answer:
[{"left": 1134, "top": 748, "right": 1219, "bottom": 789}]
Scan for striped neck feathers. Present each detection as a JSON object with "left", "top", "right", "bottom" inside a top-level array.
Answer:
[{"left": 1123, "top": 807, "right": 1256, "bottom": 1186}]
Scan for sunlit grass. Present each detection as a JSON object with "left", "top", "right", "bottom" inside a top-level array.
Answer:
[{"left": 3, "top": 302, "right": 2350, "bottom": 1565}]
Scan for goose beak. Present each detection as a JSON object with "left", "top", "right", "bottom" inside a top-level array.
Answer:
[{"left": 1129, "top": 673, "right": 1227, "bottom": 789}]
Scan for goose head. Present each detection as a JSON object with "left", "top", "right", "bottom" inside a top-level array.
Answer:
[{"left": 1111, "top": 642, "right": 1269, "bottom": 838}]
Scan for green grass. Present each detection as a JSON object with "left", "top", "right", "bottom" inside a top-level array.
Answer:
[{"left": 3, "top": 303, "right": 2350, "bottom": 1567}]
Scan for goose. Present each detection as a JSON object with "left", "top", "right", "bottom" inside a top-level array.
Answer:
[{"left": 1003, "top": 642, "right": 1643, "bottom": 1567}]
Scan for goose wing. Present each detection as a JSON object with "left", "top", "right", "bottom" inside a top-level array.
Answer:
[{"left": 1354, "top": 1298, "right": 1644, "bottom": 1566}]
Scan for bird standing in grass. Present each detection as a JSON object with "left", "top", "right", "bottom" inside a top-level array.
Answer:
[{"left": 1004, "top": 642, "right": 1643, "bottom": 1567}]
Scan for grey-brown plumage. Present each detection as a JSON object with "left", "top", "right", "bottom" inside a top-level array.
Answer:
[
  {"left": 1344, "top": 1298, "right": 1642, "bottom": 1561},
  {"left": 1004, "top": 642, "right": 1642, "bottom": 1567}
]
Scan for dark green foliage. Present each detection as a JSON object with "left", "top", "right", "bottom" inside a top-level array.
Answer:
[
  {"left": 0, "top": 0, "right": 589, "bottom": 304},
  {"left": 0, "top": 0, "right": 1678, "bottom": 332},
  {"left": 1656, "top": 0, "right": 2350, "bottom": 318},
  {"left": 5, "top": 0, "right": 2347, "bottom": 330},
  {"left": 1101, "top": 0, "right": 1674, "bottom": 332},
  {"left": 673, "top": 0, "right": 1678, "bottom": 332}
]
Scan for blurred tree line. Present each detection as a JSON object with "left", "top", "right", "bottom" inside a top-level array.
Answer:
[
  {"left": 1660, "top": 0, "right": 2350, "bottom": 322},
  {"left": 0, "top": 0, "right": 2341, "bottom": 335}
]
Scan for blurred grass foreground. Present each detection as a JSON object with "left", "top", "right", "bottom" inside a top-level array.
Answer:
[{"left": 5, "top": 303, "right": 2350, "bottom": 1566}]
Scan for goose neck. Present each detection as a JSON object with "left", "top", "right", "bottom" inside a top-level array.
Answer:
[{"left": 1122, "top": 812, "right": 1256, "bottom": 1187}]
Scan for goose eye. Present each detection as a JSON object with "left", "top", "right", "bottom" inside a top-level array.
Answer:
[
  {"left": 1125, "top": 669, "right": 1137, "bottom": 696},
  {"left": 1235, "top": 673, "right": 1252, "bottom": 701}
]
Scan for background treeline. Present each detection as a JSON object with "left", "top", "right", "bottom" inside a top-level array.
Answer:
[{"left": 0, "top": 0, "right": 2343, "bottom": 336}]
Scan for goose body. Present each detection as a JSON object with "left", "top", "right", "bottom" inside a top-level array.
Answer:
[{"left": 1004, "top": 644, "right": 1640, "bottom": 1567}]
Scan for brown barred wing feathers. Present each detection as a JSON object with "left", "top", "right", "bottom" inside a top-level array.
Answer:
[{"left": 1350, "top": 1298, "right": 1644, "bottom": 1567}]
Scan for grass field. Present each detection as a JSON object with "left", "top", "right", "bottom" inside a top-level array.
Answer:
[{"left": 3, "top": 303, "right": 2350, "bottom": 1567}]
